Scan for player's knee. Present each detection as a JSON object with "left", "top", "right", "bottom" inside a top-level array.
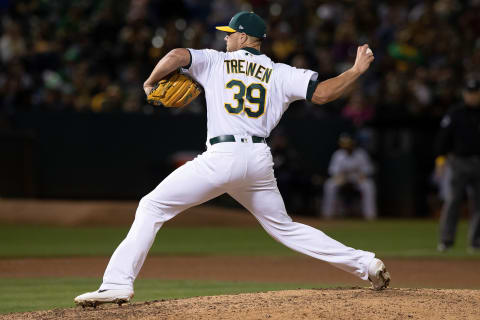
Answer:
[
  {"left": 359, "top": 180, "right": 374, "bottom": 191},
  {"left": 137, "top": 195, "right": 178, "bottom": 222},
  {"left": 259, "top": 214, "right": 293, "bottom": 231},
  {"left": 324, "top": 179, "right": 337, "bottom": 191},
  {"left": 139, "top": 195, "right": 151, "bottom": 207},
  {"left": 138, "top": 196, "right": 161, "bottom": 216}
]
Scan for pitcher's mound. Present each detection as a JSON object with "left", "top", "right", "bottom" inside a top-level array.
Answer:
[{"left": 3, "top": 288, "right": 480, "bottom": 320}]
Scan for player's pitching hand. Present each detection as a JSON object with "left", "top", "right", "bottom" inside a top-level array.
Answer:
[{"left": 352, "top": 44, "right": 374, "bottom": 75}]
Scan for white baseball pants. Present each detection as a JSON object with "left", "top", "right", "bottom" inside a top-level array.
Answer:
[
  {"left": 99, "top": 137, "right": 375, "bottom": 291},
  {"left": 322, "top": 177, "right": 377, "bottom": 220}
]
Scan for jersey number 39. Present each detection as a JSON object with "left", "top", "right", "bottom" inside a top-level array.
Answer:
[{"left": 224, "top": 80, "right": 266, "bottom": 118}]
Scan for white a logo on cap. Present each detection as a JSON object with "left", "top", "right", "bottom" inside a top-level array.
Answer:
[{"left": 238, "top": 25, "right": 244, "bottom": 29}]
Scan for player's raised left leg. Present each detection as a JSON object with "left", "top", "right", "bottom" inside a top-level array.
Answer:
[
  {"left": 228, "top": 147, "right": 389, "bottom": 289},
  {"left": 230, "top": 186, "right": 390, "bottom": 289}
]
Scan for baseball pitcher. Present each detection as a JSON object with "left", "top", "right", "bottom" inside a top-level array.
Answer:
[{"left": 75, "top": 11, "right": 390, "bottom": 307}]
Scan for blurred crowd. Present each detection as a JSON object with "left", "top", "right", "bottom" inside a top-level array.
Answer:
[{"left": 1, "top": 0, "right": 479, "bottom": 121}]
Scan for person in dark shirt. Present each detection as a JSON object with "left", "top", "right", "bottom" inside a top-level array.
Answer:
[{"left": 435, "top": 76, "right": 480, "bottom": 252}]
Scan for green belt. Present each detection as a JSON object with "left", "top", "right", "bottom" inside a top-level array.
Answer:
[{"left": 209, "top": 135, "right": 266, "bottom": 145}]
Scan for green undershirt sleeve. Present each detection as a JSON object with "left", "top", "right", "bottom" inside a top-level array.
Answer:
[
  {"left": 306, "top": 79, "right": 320, "bottom": 102},
  {"left": 183, "top": 49, "right": 192, "bottom": 69}
]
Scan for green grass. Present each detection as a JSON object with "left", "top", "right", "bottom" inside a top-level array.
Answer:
[
  {"left": 1, "top": 220, "right": 479, "bottom": 315},
  {"left": 0, "top": 278, "right": 318, "bottom": 314},
  {"left": 0, "top": 220, "right": 477, "bottom": 259}
]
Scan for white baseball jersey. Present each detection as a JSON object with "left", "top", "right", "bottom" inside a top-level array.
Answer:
[
  {"left": 324, "top": 147, "right": 377, "bottom": 219},
  {"left": 182, "top": 48, "right": 318, "bottom": 140},
  {"left": 329, "top": 148, "right": 374, "bottom": 181}
]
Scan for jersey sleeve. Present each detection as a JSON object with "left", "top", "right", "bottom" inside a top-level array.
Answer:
[
  {"left": 357, "top": 149, "right": 375, "bottom": 176},
  {"left": 181, "top": 49, "right": 222, "bottom": 87},
  {"left": 276, "top": 63, "right": 318, "bottom": 103}
]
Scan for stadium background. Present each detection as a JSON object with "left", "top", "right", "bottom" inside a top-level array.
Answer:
[{"left": 2, "top": 0, "right": 479, "bottom": 217}]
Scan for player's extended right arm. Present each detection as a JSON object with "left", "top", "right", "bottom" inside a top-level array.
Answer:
[
  {"left": 309, "top": 45, "right": 374, "bottom": 105},
  {"left": 143, "top": 48, "right": 191, "bottom": 95}
]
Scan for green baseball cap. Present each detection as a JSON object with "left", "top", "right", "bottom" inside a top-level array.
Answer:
[{"left": 216, "top": 11, "right": 266, "bottom": 39}]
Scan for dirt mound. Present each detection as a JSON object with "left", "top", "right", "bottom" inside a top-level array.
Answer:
[{"left": 2, "top": 288, "right": 479, "bottom": 320}]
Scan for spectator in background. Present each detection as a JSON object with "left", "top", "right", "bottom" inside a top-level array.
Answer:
[
  {"left": 342, "top": 90, "right": 375, "bottom": 128},
  {"left": 0, "top": 20, "right": 26, "bottom": 63},
  {"left": 435, "top": 76, "right": 480, "bottom": 253},
  {"left": 322, "top": 133, "right": 377, "bottom": 220},
  {"left": 341, "top": 89, "right": 375, "bottom": 151},
  {"left": 1, "top": 0, "right": 479, "bottom": 119}
]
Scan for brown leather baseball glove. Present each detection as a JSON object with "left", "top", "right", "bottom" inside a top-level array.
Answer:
[{"left": 147, "top": 72, "right": 202, "bottom": 108}]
